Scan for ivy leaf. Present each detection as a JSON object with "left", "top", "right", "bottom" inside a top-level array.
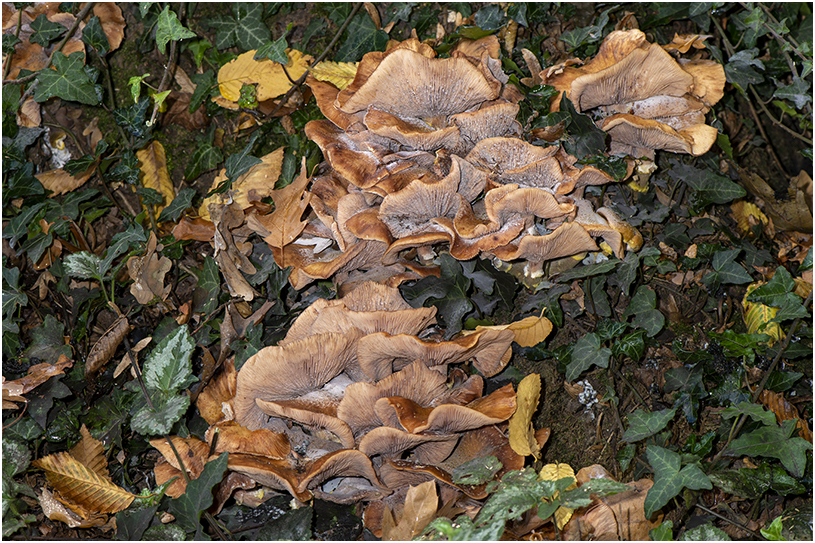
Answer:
[
  {"left": 194, "top": 257, "right": 221, "bottom": 315},
  {"left": 722, "top": 419, "right": 812, "bottom": 478},
  {"left": 476, "top": 469, "right": 569, "bottom": 526},
  {"left": 257, "top": 506, "right": 313, "bottom": 541},
  {"left": 623, "top": 408, "right": 677, "bottom": 442},
  {"left": 560, "top": 95, "right": 607, "bottom": 159},
  {"left": 746, "top": 266, "right": 795, "bottom": 306},
  {"left": 623, "top": 286, "right": 664, "bottom": 337},
  {"left": 156, "top": 6, "right": 196, "bottom": 55},
  {"left": 721, "top": 402, "right": 777, "bottom": 426},
  {"left": 2, "top": 267, "right": 28, "bottom": 320},
  {"left": 23, "top": 314, "right": 72, "bottom": 365},
  {"left": 680, "top": 523, "right": 732, "bottom": 541},
  {"left": 452, "top": 456, "right": 503, "bottom": 485},
  {"left": 142, "top": 326, "right": 197, "bottom": 393},
  {"left": 559, "top": 478, "right": 629, "bottom": 509},
  {"left": 703, "top": 248, "right": 752, "bottom": 290},
  {"left": 189, "top": 70, "right": 217, "bottom": 114},
  {"left": 100, "top": 222, "right": 146, "bottom": 277},
  {"left": 113, "top": 97, "right": 151, "bottom": 139},
  {"left": 612, "top": 330, "right": 646, "bottom": 361},
  {"left": 595, "top": 320, "right": 629, "bottom": 341},
  {"left": 709, "top": 464, "right": 806, "bottom": 500},
  {"left": 774, "top": 76, "right": 812, "bottom": 109},
  {"left": 650, "top": 520, "right": 674, "bottom": 541},
  {"left": 64, "top": 251, "right": 103, "bottom": 280},
  {"left": 158, "top": 188, "right": 197, "bottom": 223},
  {"left": 473, "top": 4, "right": 505, "bottom": 31},
  {"left": 565, "top": 333, "right": 611, "bottom": 381},
  {"left": 335, "top": 10, "right": 389, "bottom": 62},
  {"left": 210, "top": 3, "right": 270, "bottom": 51},
  {"left": 30, "top": 14, "right": 66, "bottom": 45},
  {"left": 82, "top": 15, "right": 111, "bottom": 56},
  {"left": 554, "top": 258, "right": 618, "bottom": 282},
  {"left": 168, "top": 453, "right": 228, "bottom": 537},
  {"left": 255, "top": 25, "right": 291, "bottom": 64},
  {"left": 34, "top": 52, "right": 102, "bottom": 105},
  {"left": 401, "top": 254, "right": 472, "bottom": 339},
  {"left": 644, "top": 446, "right": 711, "bottom": 518},
  {"left": 669, "top": 163, "right": 746, "bottom": 210},
  {"left": 4, "top": 202, "right": 46, "bottom": 248}
]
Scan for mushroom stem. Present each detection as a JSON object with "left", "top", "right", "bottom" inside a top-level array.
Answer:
[
  {"left": 524, "top": 260, "right": 545, "bottom": 279},
  {"left": 416, "top": 245, "right": 436, "bottom": 263}
]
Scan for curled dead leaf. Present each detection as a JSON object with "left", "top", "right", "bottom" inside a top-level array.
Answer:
[
  {"left": 127, "top": 231, "right": 172, "bottom": 304},
  {"left": 508, "top": 373, "right": 541, "bottom": 458},
  {"left": 86, "top": 316, "right": 130, "bottom": 376},
  {"left": 36, "top": 167, "right": 96, "bottom": 196},
  {"left": 136, "top": 141, "right": 174, "bottom": 213}
]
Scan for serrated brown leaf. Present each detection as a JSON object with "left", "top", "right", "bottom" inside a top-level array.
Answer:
[
  {"left": 253, "top": 158, "right": 312, "bottom": 249},
  {"left": 33, "top": 452, "right": 135, "bottom": 513},
  {"left": 136, "top": 141, "right": 174, "bottom": 213},
  {"left": 70, "top": 425, "right": 108, "bottom": 479},
  {"left": 85, "top": 316, "right": 130, "bottom": 376}
]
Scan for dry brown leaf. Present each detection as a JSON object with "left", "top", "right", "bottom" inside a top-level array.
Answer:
[
  {"left": 564, "top": 478, "right": 660, "bottom": 540},
  {"left": 136, "top": 141, "right": 174, "bottom": 213},
  {"left": 172, "top": 217, "right": 216, "bottom": 241},
  {"left": 759, "top": 389, "right": 813, "bottom": 442},
  {"left": 37, "top": 488, "right": 106, "bottom": 528},
  {"left": 92, "top": 3, "right": 125, "bottom": 51},
  {"left": 252, "top": 158, "right": 312, "bottom": 249},
  {"left": 162, "top": 91, "right": 209, "bottom": 131},
  {"left": 196, "top": 359, "right": 237, "bottom": 425},
  {"left": 2, "top": 355, "right": 73, "bottom": 408},
  {"left": 475, "top": 312, "right": 553, "bottom": 348},
  {"left": 33, "top": 452, "right": 135, "bottom": 513},
  {"left": 127, "top": 231, "right": 172, "bottom": 304},
  {"left": 508, "top": 373, "right": 541, "bottom": 458},
  {"left": 382, "top": 481, "right": 438, "bottom": 541},
  {"left": 82, "top": 117, "right": 103, "bottom": 153},
  {"left": 149, "top": 436, "right": 212, "bottom": 479},
  {"left": 69, "top": 425, "right": 109, "bottom": 479},
  {"left": 113, "top": 336, "right": 151, "bottom": 379},
  {"left": 662, "top": 33, "right": 711, "bottom": 53},
  {"left": 210, "top": 201, "right": 258, "bottom": 301},
  {"left": 738, "top": 167, "right": 813, "bottom": 232},
  {"left": 174, "top": 65, "right": 196, "bottom": 93},
  {"left": 218, "top": 49, "right": 312, "bottom": 102},
  {"left": 85, "top": 316, "right": 130, "bottom": 376},
  {"left": 16, "top": 96, "right": 41, "bottom": 127},
  {"left": 309, "top": 60, "right": 359, "bottom": 90},
  {"left": 36, "top": 167, "right": 95, "bottom": 196},
  {"left": 198, "top": 148, "right": 285, "bottom": 220},
  {"left": 731, "top": 201, "right": 769, "bottom": 237}
]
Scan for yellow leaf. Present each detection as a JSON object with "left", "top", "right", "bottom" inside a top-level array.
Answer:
[
  {"left": 731, "top": 201, "right": 768, "bottom": 236},
  {"left": 36, "top": 167, "right": 95, "bottom": 196},
  {"left": 742, "top": 283, "right": 783, "bottom": 344},
  {"left": 33, "top": 452, "right": 135, "bottom": 513},
  {"left": 309, "top": 60, "right": 359, "bottom": 90},
  {"left": 475, "top": 312, "right": 553, "bottom": 348},
  {"left": 218, "top": 49, "right": 312, "bottom": 103},
  {"left": 508, "top": 373, "right": 541, "bottom": 458},
  {"left": 198, "top": 148, "right": 285, "bottom": 221},
  {"left": 250, "top": 157, "right": 312, "bottom": 249},
  {"left": 382, "top": 481, "right": 438, "bottom": 541},
  {"left": 136, "top": 141, "right": 174, "bottom": 214},
  {"left": 539, "top": 463, "right": 578, "bottom": 529}
]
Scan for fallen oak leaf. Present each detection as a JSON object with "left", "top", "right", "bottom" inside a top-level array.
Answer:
[
  {"left": 127, "top": 231, "right": 172, "bottom": 304},
  {"left": 251, "top": 157, "right": 312, "bottom": 249}
]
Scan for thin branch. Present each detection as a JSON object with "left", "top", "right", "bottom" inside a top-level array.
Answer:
[
  {"left": 694, "top": 503, "right": 765, "bottom": 540},
  {"left": 265, "top": 2, "right": 363, "bottom": 119},
  {"left": 749, "top": 85, "right": 814, "bottom": 146}
]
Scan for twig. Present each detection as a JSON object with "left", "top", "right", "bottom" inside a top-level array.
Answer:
[
  {"left": 710, "top": 291, "right": 812, "bottom": 465},
  {"left": 265, "top": 2, "right": 363, "bottom": 119},
  {"left": 749, "top": 85, "right": 813, "bottom": 146},
  {"left": 694, "top": 503, "right": 765, "bottom": 540}
]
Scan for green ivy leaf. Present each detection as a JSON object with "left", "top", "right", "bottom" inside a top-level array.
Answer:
[
  {"left": 156, "top": 6, "right": 196, "bottom": 55},
  {"left": 722, "top": 419, "right": 812, "bottom": 478},
  {"left": 189, "top": 70, "right": 217, "bottom": 114},
  {"left": 195, "top": 256, "right": 221, "bottom": 315},
  {"left": 473, "top": 4, "right": 505, "bottom": 31},
  {"left": 157, "top": 188, "right": 196, "bottom": 223},
  {"left": 650, "top": 520, "right": 674, "bottom": 541},
  {"left": 612, "top": 330, "right": 646, "bottom": 361},
  {"left": 554, "top": 258, "right": 618, "bottom": 282},
  {"left": 721, "top": 401, "right": 776, "bottom": 426},
  {"left": 760, "top": 517, "right": 784, "bottom": 541},
  {"left": 101, "top": 222, "right": 146, "bottom": 277},
  {"left": 644, "top": 446, "right": 711, "bottom": 518},
  {"left": 595, "top": 320, "right": 629, "bottom": 341},
  {"left": 709, "top": 464, "right": 806, "bottom": 500},
  {"left": 34, "top": 52, "right": 102, "bottom": 105},
  {"left": 2, "top": 267, "right": 28, "bottom": 320},
  {"left": 4, "top": 202, "right": 46, "bottom": 248},
  {"left": 623, "top": 286, "right": 664, "bottom": 337},
  {"left": 622, "top": 408, "right": 677, "bottom": 442},
  {"left": 565, "top": 332, "right": 611, "bottom": 381},
  {"left": 168, "top": 453, "right": 228, "bottom": 537},
  {"left": 64, "top": 251, "right": 103, "bottom": 280},
  {"left": 477, "top": 469, "right": 569, "bottom": 527},
  {"left": 30, "top": 14, "right": 66, "bottom": 46},
  {"left": 747, "top": 266, "right": 795, "bottom": 305},
  {"left": 669, "top": 163, "right": 746, "bottom": 210},
  {"left": 255, "top": 24, "right": 291, "bottom": 64},
  {"left": 210, "top": 3, "right": 270, "bottom": 51},
  {"left": 560, "top": 95, "right": 607, "bottom": 159},
  {"left": 113, "top": 97, "right": 151, "bottom": 139},
  {"left": 23, "top": 314, "right": 72, "bottom": 365},
  {"left": 559, "top": 478, "right": 629, "bottom": 509},
  {"left": 335, "top": 10, "right": 389, "bottom": 62},
  {"left": 82, "top": 15, "right": 110, "bottom": 56},
  {"left": 257, "top": 506, "right": 313, "bottom": 541},
  {"left": 452, "top": 456, "right": 503, "bottom": 485},
  {"left": 703, "top": 248, "right": 752, "bottom": 290},
  {"left": 401, "top": 254, "right": 472, "bottom": 339}
]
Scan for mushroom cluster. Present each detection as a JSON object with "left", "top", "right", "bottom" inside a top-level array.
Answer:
[
  {"left": 153, "top": 282, "right": 537, "bottom": 535},
  {"left": 542, "top": 29, "right": 726, "bottom": 159},
  {"left": 261, "top": 37, "right": 643, "bottom": 289}
]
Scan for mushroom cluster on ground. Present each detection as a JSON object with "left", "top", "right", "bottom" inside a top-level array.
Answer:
[
  {"left": 248, "top": 36, "right": 657, "bottom": 289},
  {"left": 150, "top": 282, "right": 544, "bottom": 536}
]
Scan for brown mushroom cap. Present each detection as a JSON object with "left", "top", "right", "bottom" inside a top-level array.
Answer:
[
  {"left": 679, "top": 58, "right": 726, "bottom": 106},
  {"left": 450, "top": 102, "right": 522, "bottom": 152},
  {"left": 466, "top": 138, "right": 567, "bottom": 190},
  {"left": 364, "top": 108, "right": 463, "bottom": 152},
  {"left": 569, "top": 43, "right": 694, "bottom": 113},
  {"left": 338, "top": 48, "right": 501, "bottom": 118},
  {"left": 234, "top": 331, "right": 361, "bottom": 431},
  {"left": 490, "top": 221, "right": 600, "bottom": 263},
  {"left": 256, "top": 398, "right": 356, "bottom": 449},
  {"left": 600, "top": 113, "right": 718, "bottom": 159},
  {"left": 297, "top": 449, "right": 391, "bottom": 504},
  {"left": 204, "top": 420, "right": 291, "bottom": 459},
  {"left": 228, "top": 453, "right": 311, "bottom": 502},
  {"left": 357, "top": 425, "right": 459, "bottom": 462},
  {"left": 356, "top": 328, "right": 515, "bottom": 381}
]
